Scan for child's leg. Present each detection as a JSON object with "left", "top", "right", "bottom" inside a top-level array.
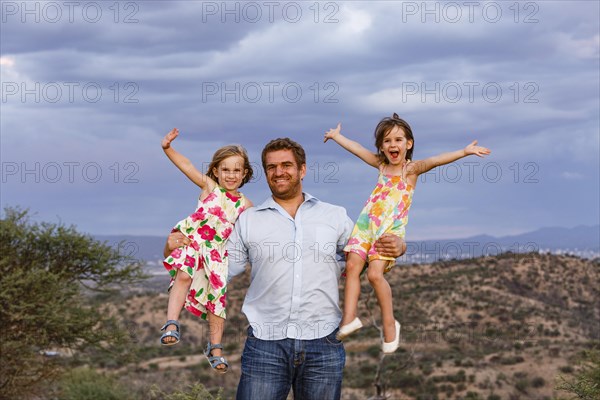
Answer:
[
  {"left": 366, "top": 260, "right": 396, "bottom": 342},
  {"left": 207, "top": 312, "right": 226, "bottom": 371},
  {"left": 163, "top": 272, "right": 192, "bottom": 343},
  {"left": 340, "top": 253, "right": 366, "bottom": 327}
]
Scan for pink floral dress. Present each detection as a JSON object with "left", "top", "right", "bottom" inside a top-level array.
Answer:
[
  {"left": 344, "top": 164, "right": 414, "bottom": 273},
  {"left": 163, "top": 185, "right": 246, "bottom": 319}
]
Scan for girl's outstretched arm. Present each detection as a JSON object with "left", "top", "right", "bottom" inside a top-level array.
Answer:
[
  {"left": 323, "top": 123, "right": 380, "bottom": 168},
  {"left": 162, "top": 128, "right": 216, "bottom": 191},
  {"left": 408, "top": 140, "right": 491, "bottom": 176}
]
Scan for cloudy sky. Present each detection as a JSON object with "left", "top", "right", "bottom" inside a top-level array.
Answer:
[{"left": 1, "top": 1, "right": 599, "bottom": 240}]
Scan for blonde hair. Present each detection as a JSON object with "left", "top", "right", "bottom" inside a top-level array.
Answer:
[{"left": 206, "top": 145, "right": 253, "bottom": 188}]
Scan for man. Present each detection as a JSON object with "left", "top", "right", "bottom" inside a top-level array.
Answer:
[{"left": 166, "top": 138, "right": 405, "bottom": 399}]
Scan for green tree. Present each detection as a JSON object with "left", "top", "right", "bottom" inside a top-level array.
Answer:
[
  {"left": 556, "top": 349, "right": 600, "bottom": 400},
  {"left": 0, "top": 207, "right": 146, "bottom": 399}
]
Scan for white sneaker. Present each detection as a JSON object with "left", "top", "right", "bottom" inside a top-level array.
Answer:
[
  {"left": 382, "top": 320, "right": 401, "bottom": 354},
  {"left": 336, "top": 317, "right": 363, "bottom": 340}
]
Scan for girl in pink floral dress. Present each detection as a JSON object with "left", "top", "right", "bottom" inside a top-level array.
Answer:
[
  {"left": 324, "top": 114, "right": 490, "bottom": 354},
  {"left": 160, "top": 128, "right": 253, "bottom": 373}
]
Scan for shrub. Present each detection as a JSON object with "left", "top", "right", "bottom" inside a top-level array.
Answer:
[
  {"left": 531, "top": 377, "right": 546, "bottom": 388},
  {"left": 559, "top": 365, "right": 574, "bottom": 374},
  {"left": 150, "top": 383, "right": 224, "bottom": 400},
  {"left": 447, "top": 370, "right": 466, "bottom": 383},
  {"left": 58, "top": 368, "right": 133, "bottom": 400},
  {"left": 367, "top": 345, "right": 380, "bottom": 358},
  {"left": 420, "top": 363, "right": 434, "bottom": 375},
  {"left": 499, "top": 356, "right": 525, "bottom": 365},
  {"left": 556, "top": 349, "right": 600, "bottom": 400},
  {"left": 389, "top": 372, "right": 423, "bottom": 388},
  {"left": 343, "top": 363, "right": 377, "bottom": 388},
  {"left": 515, "top": 379, "right": 529, "bottom": 393}
]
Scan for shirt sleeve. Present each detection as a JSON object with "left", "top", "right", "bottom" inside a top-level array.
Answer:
[
  {"left": 226, "top": 215, "right": 249, "bottom": 279},
  {"left": 336, "top": 210, "right": 354, "bottom": 259}
]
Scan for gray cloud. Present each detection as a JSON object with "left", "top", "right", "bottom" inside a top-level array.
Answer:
[{"left": 1, "top": 0, "right": 598, "bottom": 239}]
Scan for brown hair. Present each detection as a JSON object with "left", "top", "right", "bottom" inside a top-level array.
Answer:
[
  {"left": 374, "top": 113, "right": 414, "bottom": 164},
  {"left": 206, "top": 145, "right": 253, "bottom": 188},
  {"left": 261, "top": 138, "right": 306, "bottom": 171}
]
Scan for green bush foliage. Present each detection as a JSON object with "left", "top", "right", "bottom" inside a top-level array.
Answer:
[
  {"left": 0, "top": 207, "right": 146, "bottom": 399},
  {"left": 556, "top": 349, "right": 600, "bottom": 400},
  {"left": 58, "top": 368, "right": 133, "bottom": 400}
]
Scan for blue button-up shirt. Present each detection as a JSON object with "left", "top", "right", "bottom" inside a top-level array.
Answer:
[{"left": 228, "top": 192, "right": 353, "bottom": 340}]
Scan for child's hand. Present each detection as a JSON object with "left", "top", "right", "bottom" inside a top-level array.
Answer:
[
  {"left": 323, "top": 123, "right": 342, "bottom": 143},
  {"left": 162, "top": 128, "right": 179, "bottom": 149},
  {"left": 465, "top": 140, "right": 491, "bottom": 158}
]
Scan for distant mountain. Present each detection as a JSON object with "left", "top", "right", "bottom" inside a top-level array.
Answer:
[
  {"left": 496, "top": 225, "right": 599, "bottom": 249},
  {"left": 94, "top": 234, "right": 167, "bottom": 264},
  {"left": 94, "top": 225, "right": 600, "bottom": 266},
  {"left": 403, "top": 225, "right": 599, "bottom": 263}
]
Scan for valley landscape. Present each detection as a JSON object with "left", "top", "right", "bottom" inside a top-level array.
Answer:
[{"left": 91, "top": 251, "right": 599, "bottom": 399}]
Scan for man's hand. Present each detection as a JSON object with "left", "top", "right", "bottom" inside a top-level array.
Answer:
[
  {"left": 163, "top": 230, "right": 191, "bottom": 258},
  {"left": 373, "top": 233, "right": 406, "bottom": 258}
]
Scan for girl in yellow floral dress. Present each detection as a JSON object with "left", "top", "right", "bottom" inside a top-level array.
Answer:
[{"left": 323, "top": 114, "right": 490, "bottom": 353}]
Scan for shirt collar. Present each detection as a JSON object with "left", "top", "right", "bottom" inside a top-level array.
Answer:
[{"left": 256, "top": 192, "right": 319, "bottom": 211}]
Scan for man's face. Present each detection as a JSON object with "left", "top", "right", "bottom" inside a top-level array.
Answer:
[{"left": 264, "top": 149, "right": 306, "bottom": 200}]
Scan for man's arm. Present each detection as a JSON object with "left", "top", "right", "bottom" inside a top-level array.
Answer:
[{"left": 336, "top": 214, "right": 355, "bottom": 259}]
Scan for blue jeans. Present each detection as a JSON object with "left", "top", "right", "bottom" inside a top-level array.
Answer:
[{"left": 236, "top": 327, "right": 345, "bottom": 400}]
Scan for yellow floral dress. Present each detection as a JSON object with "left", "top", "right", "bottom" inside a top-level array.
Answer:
[{"left": 344, "top": 164, "right": 414, "bottom": 272}]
